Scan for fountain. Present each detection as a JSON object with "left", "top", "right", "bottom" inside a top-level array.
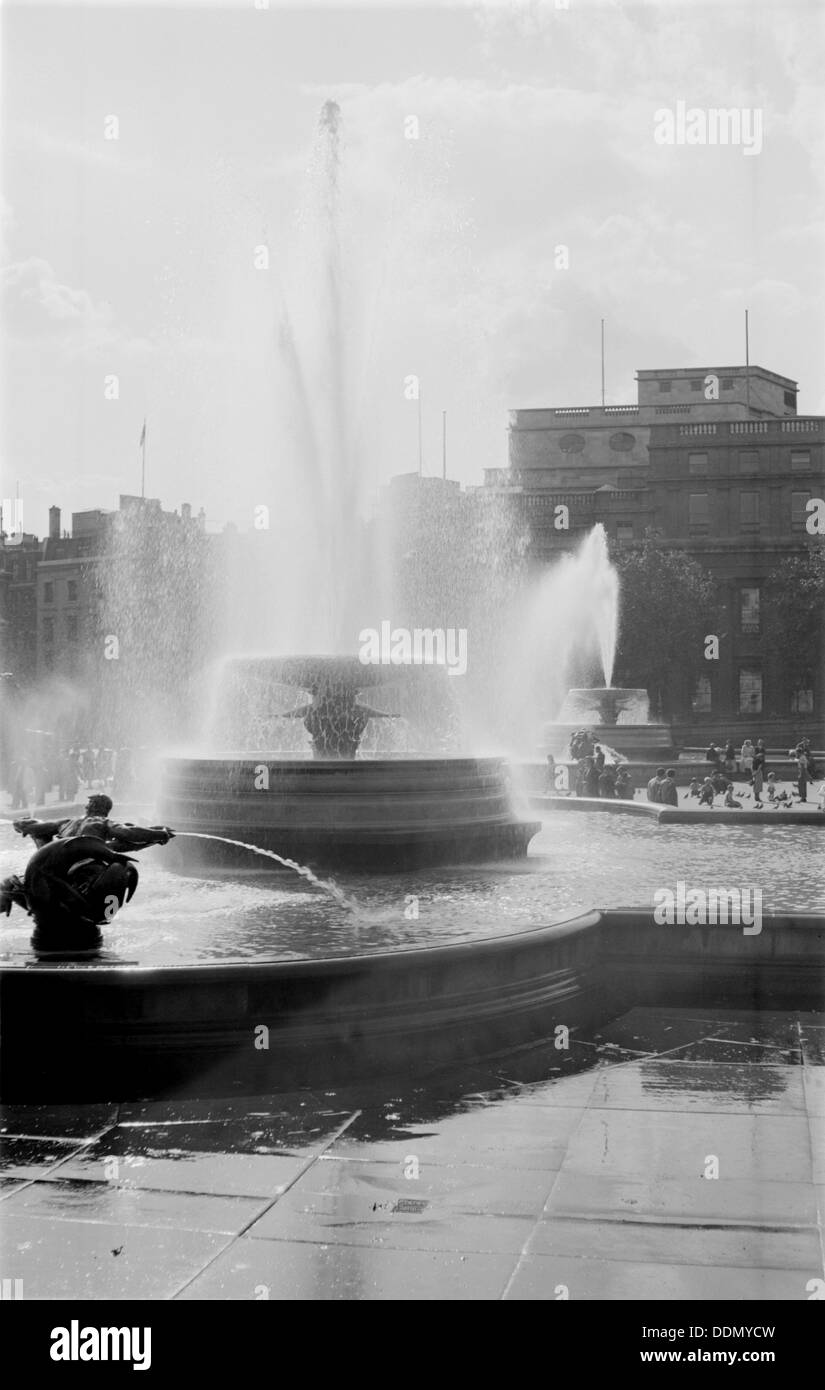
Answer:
[
  {"left": 160, "top": 651, "right": 538, "bottom": 872},
  {"left": 4, "top": 103, "right": 819, "bottom": 1109},
  {"left": 158, "top": 101, "right": 538, "bottom": 872},
  {"left": 535, "top": 526, "right": 675, "bottom": 763},
  {"left": 544, "top": 684, "right": 675, "bottom": 762}
]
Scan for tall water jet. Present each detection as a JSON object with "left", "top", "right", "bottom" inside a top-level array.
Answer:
[
  {"left": 160, "top": 101, "right": 540, "bottom": 870},
  {"left": 582, "top": 524, "right": 620, "bottom": 689},
  {"left": 494, "top": 523, "right": 621, "bottom": 754}
]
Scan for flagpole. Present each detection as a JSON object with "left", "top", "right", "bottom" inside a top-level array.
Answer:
[
  {"left": 601, "top": 319, "right": 605, "bottom": 407},
  {"left": 745, "top": 309, "right": 750, "bottom": 412},
  {"left": 140, "top": 419, "right": 146, "bottom": 498},
  {"left": 442, "top": 409, "right": 447, "bottom": 481}
]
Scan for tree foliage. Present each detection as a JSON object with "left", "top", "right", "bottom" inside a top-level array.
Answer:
[
  {"left": 762, "top": 546, "right": 825, "bottom": 691},
  {"left": 612, "top": 539, "right": 718, "bottom": 717}
]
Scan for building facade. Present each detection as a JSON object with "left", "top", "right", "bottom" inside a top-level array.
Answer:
[{"left": 484, "top": 363, "right": 824, "bottom": 731}]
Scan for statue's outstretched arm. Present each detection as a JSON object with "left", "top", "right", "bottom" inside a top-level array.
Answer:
[
  {"left": 14, "top": 818, "right": 65, "bottom": 845},
  {"left": 106, "top": 822, "right": 174, "bottom": 851}
]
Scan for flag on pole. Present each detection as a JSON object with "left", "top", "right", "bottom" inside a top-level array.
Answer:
[{"left": 139, "top": 419, "right": 146, "bottom": 447}]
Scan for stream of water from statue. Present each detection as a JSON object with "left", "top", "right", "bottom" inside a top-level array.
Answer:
[{"left": 173, "top": 832, "right": 359, "bottom": 912}]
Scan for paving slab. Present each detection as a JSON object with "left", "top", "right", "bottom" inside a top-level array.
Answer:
[
  {"left": 529, "top": 1216, "right": 821, "bottom": 1270},
  {"left": 1, "top": 1005, "right": 820, "bottom": 1300},
  {"left": 175, "top": 1235, "right": 516, "bottom": 1300},
  {"left": 4, "top": 1177, "right": 266, "bottom": 1235},
  {"left": 504, "top": 1255, "right": 814, "bottom": 1301},
  {"left": 1, "top": 1212, "right": 229, "bottom": 1300}
]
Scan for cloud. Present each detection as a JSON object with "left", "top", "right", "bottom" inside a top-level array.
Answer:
[
  {"left": 11, "top": 120, "right": 152, "bottom": 174},
  {"left": 0, "top": 258, "right": 116, "bottom": 347}
]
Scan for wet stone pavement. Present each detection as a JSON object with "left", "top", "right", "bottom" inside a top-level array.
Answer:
[{"left": 1, "top": 1006, "right": 823, "bottom": 1301}]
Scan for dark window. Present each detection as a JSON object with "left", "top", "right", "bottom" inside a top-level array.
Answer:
[
  {"left": 784, "top": 390, "right": 797, "bottom": 409},
  {"left": 688, "top": 453, "right": 708, "bottom": 475},
  {"left": 740, "top": 492, "right": 759, "bottom": 526},
  {"left": 609, "top": 432, "right": 635, "bottom": 452},
  {"left": 658, "top": 380, "right": 672, "bottom": 393},
  {"left": 791, "top": 686, "right": 814, "bottom": 714},
  {"left": 692, "top": 675, "right": 712, "bottom": 712},
  {"left": 739, "top": 669, "right": 762, "bottom": 714},
  {"left": 721, "top": 377, "right": 734, "bottom": 390},
  {"left": 67, "top": 615, "right": 78, "bottom": 641},
  {"left": 791, "top": 450, "right": 810, "bottom": 470},
  {"left": 791, "top": 491, "right": 811, "bottom": 526},
  {"left": 691, "top": 379, "right": 702, "bottom": 392},
  {"left": 558, "top": 433, "right": 585, "bottom": 454},
  {"left": 740, "top": 587, "right": 760, "bottom": 634},
  {"left": 739, "top": 451, "right": 759, "bottom": 473},
  {"left": 42, "top": 617, "right": 54, "bottom": 644},
  {"left": 67, "top": 579, "right": 78, "bottom": 601},
  {"left": 43, "top": 581, "right": 54, "bottom": 603},
  {"left": 689, "top": 493, "right": 709, "bottom": 526}
]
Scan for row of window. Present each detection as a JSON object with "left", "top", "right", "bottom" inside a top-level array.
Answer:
[
  {"left": 42, "top": 579, "right": 79, "bottom": 603},
  {"left": 687, "top": 450, "right": 813, "bottom": 474},
  {"left": 659, "top": 382, "right": 796, "bottom": 409},
  {"left": 660, "top": 378, "right": 735, "bottom": 393},
  {"left": 688, "top": 491, "right": 812, "bottom": 527},
  {"left": 692, "top": 672, "right": 814, "bottom": 715}
]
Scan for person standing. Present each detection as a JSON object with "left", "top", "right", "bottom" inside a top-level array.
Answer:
[
  {"left": 751, "top": 745, "right": 765, "bottom": 805},
  {"left": 740, "top": 738, "right": 755, "bottom": 777},
  {"left": 796, "top": 753, "right": 813, "bottom": 803},
  {"left": 598, "top": 764, "right": 617, "bottom": 799},
  {"left": 615, "top": 768, "right": 634, "bottom": 800},
  {"left": 545, "top": 752, "right": 556, "bottom": 794},
  {"left": 647, "top": 767, "right": 666, "bottom": 802},
  {"left": 724, "top": 739, "right": 737, "bottom": 778},
  {"left": 659, "top": 769, "right": 679, "bottom": 807},
  {"left": 584, "top": 757, "right": 601, "bottom": 798}
]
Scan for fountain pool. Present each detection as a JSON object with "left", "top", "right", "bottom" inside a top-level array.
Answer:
[{"left": 1, "top": 814, "right": 821, "bottom": 967}]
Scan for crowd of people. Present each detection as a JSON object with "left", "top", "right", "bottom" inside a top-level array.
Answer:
[
  {"left": 4, "top": 744, "right": 140, "bottom": 812},
  {"left": 703, "top": 735, "right": 819, "bottom": 806},
  {"left": 551, "top": 728, "right": 824, "bottom": 810},
  {"left": 550, "top": 730, "right": 636, "bottom": 801}
]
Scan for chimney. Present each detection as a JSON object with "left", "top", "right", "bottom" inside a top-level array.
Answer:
[{"left": 49, "top": 505, "right": 61, "bottom": 541}]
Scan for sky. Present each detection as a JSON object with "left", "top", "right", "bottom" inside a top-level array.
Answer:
[{"left": 2, "top": 0, "right": 824, "bottom": 537}]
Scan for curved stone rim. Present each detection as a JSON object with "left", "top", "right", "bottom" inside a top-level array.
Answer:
[
  {"left": 2, "top": 907, "right": 821, "bottom": 1101},
  {"left": 533, "top": 794, "right": 825, "bottom": 826},
  {"left": 0, "top": 907, "right": 599, "bottom": 977}
]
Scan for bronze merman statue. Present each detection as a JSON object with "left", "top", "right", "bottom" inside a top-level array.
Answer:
[{"left": 0, "top": 794, "right": 175, "bottom": 958}]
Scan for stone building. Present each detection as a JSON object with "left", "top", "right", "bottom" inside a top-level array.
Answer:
[{"left": 483, "top": 362, "right": 824, "bottom": 733}]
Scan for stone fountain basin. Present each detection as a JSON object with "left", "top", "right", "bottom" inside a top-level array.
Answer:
[
  {"left": 1, "top": 908, "right": 821, "bottom": 1102},
  {"left": 158, "top": 755, "right": 540, "bottom": 872}
]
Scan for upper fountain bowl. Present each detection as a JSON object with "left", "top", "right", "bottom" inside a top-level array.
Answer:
[
  {"left": 543, "top": 686, "right": 675, "bottom": 760},
  {"left": 556, "top": 687, "right": 651, "bottom": 726},
  {"left": 230, "top": 654, "right": 389, "bottom": 692}
]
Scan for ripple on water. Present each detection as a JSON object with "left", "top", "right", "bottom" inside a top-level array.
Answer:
[{"left": 0, "top": 812, "right": 821, "bottom": 966}]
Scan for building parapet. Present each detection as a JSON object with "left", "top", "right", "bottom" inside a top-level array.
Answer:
[
  {"left": 781, "top": 418, "right": 822, "bottom": 433},
  {"left": 659, "top": 418, "right": 824, "bottom": 443},
  {"left": 517, "top": 489, "right": 645, "bottom": 509}
]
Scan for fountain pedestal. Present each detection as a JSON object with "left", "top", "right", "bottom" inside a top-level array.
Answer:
[
  {"left": 160, "top": 755, "right": 538, "bottom": 872},
  {"left": 543, "top": 686, "right": 675, "bottom": 761},
  {"left": 164, "top": 656, "right": 539, "bottom": 871}
]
